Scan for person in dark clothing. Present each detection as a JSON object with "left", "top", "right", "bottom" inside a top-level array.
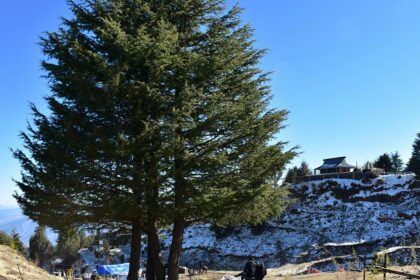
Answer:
[
  {"left": 235, "top": 257, "right": 257, "bottom": 280},
  {"left": 254, "top": 262, "right": 267, "bottom": 280}
]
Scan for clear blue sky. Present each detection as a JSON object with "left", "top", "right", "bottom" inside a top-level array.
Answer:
[{"left": 1, "top": 0, "right": 419, "bottom": 206}]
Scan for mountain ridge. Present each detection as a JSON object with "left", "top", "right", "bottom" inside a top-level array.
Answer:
[{"left": 0, "top": 208, "right": 57, "bottom": 245}]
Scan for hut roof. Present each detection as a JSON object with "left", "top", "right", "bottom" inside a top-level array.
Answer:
[{"left": 315, "top": 157, "right": 355, "bottom": 170}]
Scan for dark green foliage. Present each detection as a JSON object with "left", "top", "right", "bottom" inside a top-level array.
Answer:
[
  {"left": 284, "top": 167, "right": 299, "bottom": 184},
  {"left": 29, "top": 226, "right": 53, "bottom": 267},
  {"left": 11, "top": 230, "right": 25, "bottom": 254},
  {"left": 0, "top": 231, "right": 12, "bottom": 246},
  {"left": 374, "top": 153, "right": 393, "bottom": 172},
  {"left": 55, "top": 228, "right": 81, "bottom": 265},
  {"left": 210, "top": 225, "right": 237, "bottom": 240},
  {"left": 362, "top": 161, "right": 373, "bottom": 170},
  {"left": 0, "top": 230, "right": 25, "bottom": 254},
  {"left": 390, "top": 151, "right": 404, "bottom": 172},
  {"left": 79, "top": 231, "right": 95, "bottom": 249},
  {"left": 250, "top": 222, "right": 268, "bottom": 235},
  {"left": 105, "top": 230, "right": 131, "bottom": 247},
  {"left": 406, "top": 133, "right": 420, "bottom": 178},
  {"left": 284, "top": 161, "right": 311, "bottom": 183},
  {"left": 13, "top": 0, "right": 296, "bottom": 279},
  {"left": 299, "top": 161, "right": 312, "bottom": 176}
]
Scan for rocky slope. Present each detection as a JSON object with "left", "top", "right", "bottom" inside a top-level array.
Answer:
[{"left": 159, "top": 174, "right": 419, "bottom": 270}]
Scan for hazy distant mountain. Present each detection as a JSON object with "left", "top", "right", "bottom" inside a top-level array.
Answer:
[{"left": 0, "top": 207, "right": 57, "bottom": 245}]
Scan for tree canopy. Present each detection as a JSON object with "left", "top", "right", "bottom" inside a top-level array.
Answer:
[
  {"left": 29, "top": 226, "right": 53, "bottom": 268},
  {"left": 0, "top": 230, "right": 25, "bottom": 255},
  {"left": 390, "top": 152, "right": 404, "bottom": 172},
  {"left": 13, "top": 1, "right": 296, "bottom": 279},
  {"left": 374, "top": 153, "right": 393, "bottom": 172},
  {"left": 406, "top": 133, "right": 420, "bottom": 177},
  {"left": 284, "top": 161, "right": 311, "bottom": 184}
]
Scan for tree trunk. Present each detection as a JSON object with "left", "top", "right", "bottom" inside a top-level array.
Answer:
[
  {"left": 147, "top": 243, "right": 155, "bottom": 280},
  {"left": 147, "top": 223, "right": 166, "bottom": 280},
  {"left": 167, "top": 217, "right": 185, "bottom": 280},
  {"left": 128, "top": 219, "right": 142, "bottom": 280}
]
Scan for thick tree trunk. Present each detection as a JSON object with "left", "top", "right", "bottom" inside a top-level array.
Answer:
[
  {"left": 147, "top": 223, "right": 166, "bottom": 280},
  {"left": 128, "top": 219, "right": 142, "bottom": 280},
  {"left": 167, "top": 218, "right": 185, "bottom": 280},
  {"left": 147, "top": 242, "right": 155, "bottom": 280}
]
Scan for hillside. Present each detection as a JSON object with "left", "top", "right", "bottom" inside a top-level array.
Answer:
[
  {"left": 0, "top": 245, "right": 61, "bottom": 280},
  {"left": 157, "top": 174, "right": 419, "bottom": 270}
]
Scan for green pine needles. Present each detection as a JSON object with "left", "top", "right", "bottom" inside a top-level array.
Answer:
[{"left": 13, "top": 1, "right": 297, "bottom": 280}]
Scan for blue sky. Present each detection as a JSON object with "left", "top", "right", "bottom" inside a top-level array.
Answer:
[{"left": 1, "top": 0, "right": 419, "bottom": 206}]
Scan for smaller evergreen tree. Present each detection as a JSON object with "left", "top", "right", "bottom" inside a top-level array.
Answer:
[
  {"left": 284, "top": 166, "right": 299, "bottom": 183},
  {"left": 0, "top": 231, "right": 13, "bottom": 247},
  {"left": 284, "top": 161, "right": 312, "bottom": 183},
  {"left": 390, "top": 152, "right": 404, "bottom": 172},
  {"left": 79, "top": 231, "right": 95, "bottom": 249},
  {"left": 299, "top": 161, "right": 312, "bottom": 176},
  {"left": 10, "top": 229, "right": 25, "bottom": 254},
  {"left": 29, "top": 226, "right": 53, "bottom": 267},
  {"left": 406, "top": 133, "right": 420, "bottom": 178},
  {"left": 374, "top": 153, "right": 392, "bottom": 172},
  {"left": 55, "top": 228, "right": 82, "bottom": 265},
  {"left": 0, "top": 230, "right": 24, "bottom": 254},
  {"left": 362, "top": 161, "right": 373, "bottom": 170}
]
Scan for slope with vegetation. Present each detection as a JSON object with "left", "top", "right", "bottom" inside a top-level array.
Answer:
[{"left": 0, "top": 245, "right": 61, "bottom": 280}]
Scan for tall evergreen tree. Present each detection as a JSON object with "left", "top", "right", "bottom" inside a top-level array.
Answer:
[
  {"left": 406, "top": 133, "right": 420, "bottom": 177},
  {"left": 29, "top": 226, "right": 52, "bottom": 268},
  {"left": 13, "top": 1, "right": 296, "bottom": 279},
  {"left": 390, "top": 151, "right": 404, "bottom": 172},
  {"left": 55, "top": 228, "right": 82, "bottom": 265},
  {"left": 374, "top": 153, "right": 393, "bottom": 172}
]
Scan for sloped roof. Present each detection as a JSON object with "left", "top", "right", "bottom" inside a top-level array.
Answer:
[{"left": 315, "top": 157, "right": 355, "bottom": 170}]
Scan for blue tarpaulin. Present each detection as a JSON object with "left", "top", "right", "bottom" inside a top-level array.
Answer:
[{"left": 97, "top": 263, "right": 132, "bottom": 275}]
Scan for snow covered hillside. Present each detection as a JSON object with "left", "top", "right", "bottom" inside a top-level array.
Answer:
[{"left": 160, "top": 174, "right": 419, "bottom": 269}]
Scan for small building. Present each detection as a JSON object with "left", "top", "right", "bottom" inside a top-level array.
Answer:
[{"left": 314, "top": 157, "right": 355, "bottom": 174}]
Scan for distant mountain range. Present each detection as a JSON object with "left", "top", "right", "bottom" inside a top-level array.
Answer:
[{"left": 0, "top": 207, "right": 57, "bottom": 245}]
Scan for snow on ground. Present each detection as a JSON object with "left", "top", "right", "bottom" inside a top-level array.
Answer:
[
  {"left": 77, "top": 174, "right": 419, "bottom": 271},
  {"left": 171, "top": 174, "right": 420, "bottom": 269}
]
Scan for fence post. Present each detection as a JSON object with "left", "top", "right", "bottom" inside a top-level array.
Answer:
[
  {"left": 383, "top": 253, "right": 387, "bottom": 280},
  {"left": 363, "top": 255, "right": 366, "bottom": 280}
]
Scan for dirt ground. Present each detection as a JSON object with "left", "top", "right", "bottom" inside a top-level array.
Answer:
[
  {"left": 0, "top": 244, "right": 418, "bottom": 280},
  {"left": 180, "top": 266, "right": 420, "bottom": 280},
  {"left": 0, "top": 245, "right": 62, "bottom": 280}
]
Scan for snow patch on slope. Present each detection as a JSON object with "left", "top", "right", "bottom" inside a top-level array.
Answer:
[{"left": 171, "top": 174, "right": 419, "bottom": 269}]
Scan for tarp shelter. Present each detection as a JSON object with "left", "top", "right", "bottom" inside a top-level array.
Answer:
[{"left": 97, "top": 263, "right": 139, "bottom": 276}]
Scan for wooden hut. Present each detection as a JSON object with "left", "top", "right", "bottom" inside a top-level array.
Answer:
[{"left": 314, "top": 157, "right": 355, "bottom": 174}]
